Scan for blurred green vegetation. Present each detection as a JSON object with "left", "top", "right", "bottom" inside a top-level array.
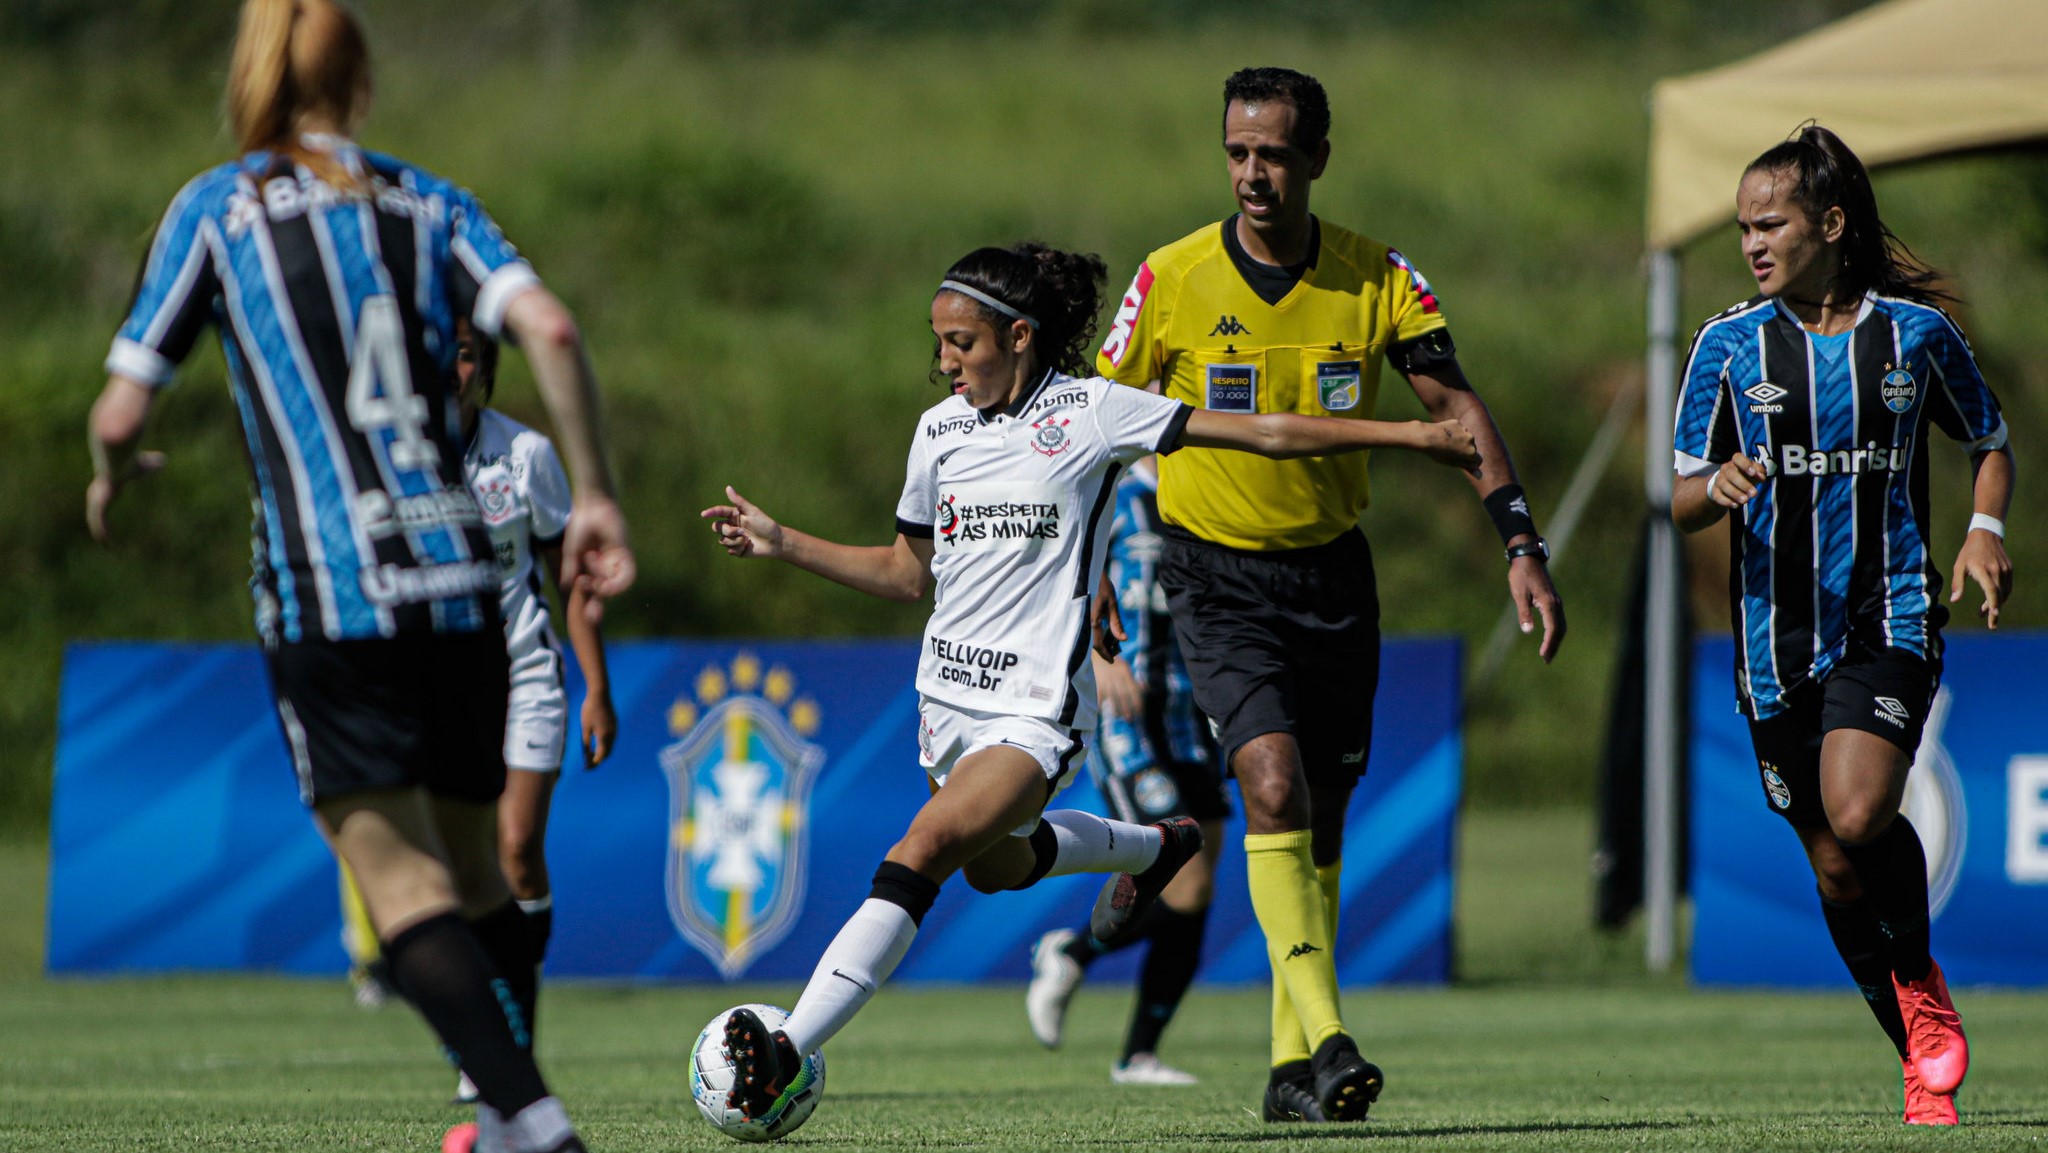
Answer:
[{"left": 4, "top": 1, "right": 2044, "bottom": 835}]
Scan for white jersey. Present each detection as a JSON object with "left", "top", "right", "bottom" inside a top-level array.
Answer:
[
  {"left": 894, "top": 371, "right": 1191, "bottom": 730},
  {"left": 464, "top": 409, "right": 572, "bottom": 684}
]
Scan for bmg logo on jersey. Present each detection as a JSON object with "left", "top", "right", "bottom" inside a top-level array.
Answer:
[{"left": 661, "top": 653, "right": 825, "bottom": 979}]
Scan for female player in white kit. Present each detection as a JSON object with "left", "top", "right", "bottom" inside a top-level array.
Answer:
[
  {"left": 700, "top": 242, "right": 1479, "bottom": 1124},
  {"left": 448, "top": 320, "right": 616, "bottom": 1104}
]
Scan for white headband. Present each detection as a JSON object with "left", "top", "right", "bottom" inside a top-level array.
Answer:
[{"left": 938, "top": 280, "right": 1039, "bottom": 329}]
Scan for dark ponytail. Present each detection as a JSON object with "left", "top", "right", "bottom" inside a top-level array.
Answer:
[
  {"left": 1744, "top": 124, "right": 1950, "bottom": 304},
  {"left": 938, "top": 243, "right": 1108, "bottom": 379}
]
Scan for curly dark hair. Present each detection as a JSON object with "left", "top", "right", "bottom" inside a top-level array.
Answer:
[
  {"left": 1745, "top": 123, "right": 1950, "bottom": 305},
  {"left": 936, "top": 242, "right": 1107, "bottom": 379},
  {"left": 1223, "top": 66, "right": 1330, "bottom": 150}
]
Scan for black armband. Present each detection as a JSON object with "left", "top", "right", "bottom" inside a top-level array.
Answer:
[
  {"left": 1387, "top": 327, "right": 1458, "bottom": 375},
  {"left": 1482, "top": 484, "right": 1538, "bottom": 545}
]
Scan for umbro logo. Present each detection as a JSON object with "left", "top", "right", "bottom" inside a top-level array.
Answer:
[
  {"left": 1873, "top": 697, "right": 1911, "bottom": 728},
  {"left": 1209, "top": 315, "right": 1250, "bottom": 337},
  {"left": 1744, "top": 380, "right": 1787, "bottom": 414},
  {"left": 1284, "top": 941, "right": 1322, "bottom": 960}
]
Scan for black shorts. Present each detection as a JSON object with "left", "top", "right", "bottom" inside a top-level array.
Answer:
[
  {"left": 1088, "top": 710, "right": 1230, "bottom": 824},
  {"left": 1157, "top": 525, "right": 1380, "bottom": 782},
  {"left": 264, "top": 629, "right": 511, "bottom": 807},
  {"left": 1745, "top": 645, "right": 1942, "bottom": 829}
]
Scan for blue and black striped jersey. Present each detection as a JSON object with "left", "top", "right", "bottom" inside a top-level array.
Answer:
[
  {"left": 1673, "top": 294, "right": 2007, "bottom": 718},
  {"left": 107, "top": 138, "right": 540, "bottom": 644},
  {"left": 1097, "top": 467, "right": 1212, "bottom": 772}
]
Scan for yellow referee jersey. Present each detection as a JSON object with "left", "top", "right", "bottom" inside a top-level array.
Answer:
[{"left": 1096, "top": 218, "right": 1448, "bottom": 551}]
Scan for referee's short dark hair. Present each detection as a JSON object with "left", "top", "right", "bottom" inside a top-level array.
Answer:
[{"left": 1223, "top": 67, "right": 1330, "bottom": 150}]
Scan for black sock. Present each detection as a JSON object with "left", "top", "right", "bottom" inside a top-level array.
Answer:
[
  {"left": 471, "top": 901, "right": 541, "bottom": 1044},
  {"left": 382, "top": 911, "right": 548, "bottom": 1116},
  {"left": 1123, "top": 905, "right": 1207, "bottom": 1061},
  {"left": 521, "top": 898, "right": 553, "bottom": 1037},
  {"left": 1837, "top": 817, "right": 1933, "bottom": 982},
  {"left": 1818, "top": 890, "right": 1909, "bottom": 1058},
  {"left": 1269, "top": 1057, "right": 1313, "bottom": 1089}
]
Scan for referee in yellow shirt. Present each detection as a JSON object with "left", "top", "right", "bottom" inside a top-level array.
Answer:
[{"left": 1096, "top": 67, "right": 1566, "bottom": 1123}]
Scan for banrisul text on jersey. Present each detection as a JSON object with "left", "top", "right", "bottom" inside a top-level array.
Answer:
[{"left": 1672, "top": 294, "right": 2006, "bottom": 717}]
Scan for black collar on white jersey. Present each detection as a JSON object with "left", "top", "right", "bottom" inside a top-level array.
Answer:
[{"left": 978, "top": 367, "right": 1058, "bottom": 424}]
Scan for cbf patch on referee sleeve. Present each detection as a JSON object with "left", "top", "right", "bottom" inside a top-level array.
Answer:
[
  {"left": 1317, "top": 360, "right": 1362, "bottom": 411},
  {"left": 1205, "top": 363, "right": 1257, "bottom": 412}
]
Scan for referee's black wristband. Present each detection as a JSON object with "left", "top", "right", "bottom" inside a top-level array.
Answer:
[{"left": 1482, "top": 484, "right": 1538, "bottom": 545}]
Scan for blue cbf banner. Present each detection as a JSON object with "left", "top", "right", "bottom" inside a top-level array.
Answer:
[
  {"left": 50, "top": 638, "right": 1460, "bottom": 985},
  {"left": 1691, "top": 633, "right": 2048, "bottom": 986}
]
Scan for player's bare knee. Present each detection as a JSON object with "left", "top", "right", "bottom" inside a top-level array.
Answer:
[{"left": 1828, "top": 804, "right": 1894, "bottom": 848}]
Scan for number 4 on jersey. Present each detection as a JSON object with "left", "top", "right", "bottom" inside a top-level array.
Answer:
[{"left": 346, "top": 295, "right": 437, "bottom": 473}]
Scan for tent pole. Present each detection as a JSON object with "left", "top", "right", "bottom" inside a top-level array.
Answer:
[{"left": 1644, "top": 249, "right": 1682, "bottom": 973}]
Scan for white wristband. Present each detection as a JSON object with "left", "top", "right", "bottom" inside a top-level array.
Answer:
[{"left": 1968, "top": 513, "right": 2005, "bottom": 539}]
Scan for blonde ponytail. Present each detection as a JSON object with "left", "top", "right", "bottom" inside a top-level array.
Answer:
[{"left": 226, "top": 0, "right": 373, "bottom": 194}]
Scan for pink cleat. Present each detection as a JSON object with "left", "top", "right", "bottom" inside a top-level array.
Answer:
[
  {"left": 1893, "top": 959, "right": 1968, "bottom": 1096},
  {"left": 441, "top": 1122, "right": 479, "bottom": 1153},
  {"left": 1901, "top": 1057, "right": 1958, "bottom": 1125}
]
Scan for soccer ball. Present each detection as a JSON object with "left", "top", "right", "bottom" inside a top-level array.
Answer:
[{"left": 688, "top": 1004, "right": 826, "bottom": 1142}]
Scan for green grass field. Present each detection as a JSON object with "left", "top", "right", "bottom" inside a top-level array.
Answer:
[{"left": 7, "top": 814, "right": 2047, "bottom": 1152}]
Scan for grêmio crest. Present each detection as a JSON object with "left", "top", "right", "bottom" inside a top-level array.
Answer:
[{"left": 661, "top": 652, "right": 825, "bottom": 978}]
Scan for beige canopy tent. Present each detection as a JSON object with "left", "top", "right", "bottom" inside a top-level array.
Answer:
[{"left": 1638, "top": 0, "right": 2048, "bottom": 970}]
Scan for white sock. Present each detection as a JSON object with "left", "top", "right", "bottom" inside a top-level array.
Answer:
[
  {"left": 781, "top": 899, "right": 918, "bottom": 1056},
  {"left": 1040, "top": 810, "right": 1162, "bottom": 877}
]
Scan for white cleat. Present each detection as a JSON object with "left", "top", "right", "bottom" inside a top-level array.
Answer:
[
  {"left": 1026, "top": 929, "right": 1085, "bottom": 1049},
  {"left": 453, "top": 1071, "right": 479, "bottom": 1106},
  {"left": 1111, "top": 1053, "right": 1198, "bottom": 1086}
]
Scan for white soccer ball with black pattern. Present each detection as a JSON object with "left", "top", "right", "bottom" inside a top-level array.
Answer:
[{"left": 688, "top": 1004, "right": 826, "bottom": 1142}]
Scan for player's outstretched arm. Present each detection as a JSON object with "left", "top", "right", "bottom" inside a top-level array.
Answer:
[
  {"left": 702, "top": 486, "right": 934, "bottom": 603},
  {"left": 1951, "top": 445, "right": 2015, "bottom": 629},
  {"left": 502, "top": 288, "right": 634, "bottom": 618},
  {"left": 1177, "top": 409, "right": 1480, "bottom": 469},
  {"left": 85, "top": 375, "right": 167, "bottom": 544}
]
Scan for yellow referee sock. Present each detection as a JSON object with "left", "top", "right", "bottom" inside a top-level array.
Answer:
[
  {"left": 1246, "top": 831, "right": 1345, "bottom": 1060},
  {"left": 1269, "top": 858, "right": 1344, "bottom": 1067},
  {"left": 339, "top": 862, "right": 380, "bottom": 970}
]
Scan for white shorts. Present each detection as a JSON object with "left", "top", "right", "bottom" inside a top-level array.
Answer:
[
  {"left": 917, "top": 696, "right": 1086, "bottom": 835},
  {"left": 504, "top": 675, "right": 567, "bottom": 772}
]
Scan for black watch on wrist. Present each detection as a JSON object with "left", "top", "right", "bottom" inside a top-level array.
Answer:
[{"left": 1505, "top": 538, "right": 1550, "bottom": 564}]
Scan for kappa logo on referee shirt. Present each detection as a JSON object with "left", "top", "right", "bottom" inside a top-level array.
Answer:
[{"left": 1209, "top": 315, "right": 1251, "bottom": 337}]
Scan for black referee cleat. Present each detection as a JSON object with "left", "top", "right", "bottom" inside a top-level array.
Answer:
[
  {"left": 1261, "top": 1060, "right": 1327, "bottom": 1123},
  {"left": 1310, "top": 1033, "right": 1383, "bottom": 1122},
  {"left": 723, "top": 1007, "right": 799, "bottom": 1120},
  {"left": 1089, "top": 817, "right": 1204, "bottom": 947}
]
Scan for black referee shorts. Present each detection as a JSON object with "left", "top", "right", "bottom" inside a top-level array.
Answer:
[
  {"left": 263, "top": 629, "right": 511, "bottom": 807},
  {"left": 1745, "top": 644, "right": 1941, "bottom": 829},
  {"left": 1157, "top": 525, "right": 1380, "bottom": 783}
]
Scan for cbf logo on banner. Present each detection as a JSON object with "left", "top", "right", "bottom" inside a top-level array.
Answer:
[
  {"left": 1691, "top": 633, "right": 2048, "bottom": 986},
  {"left": 660, "top": 655, "right": 825, "bottom": 978}
]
